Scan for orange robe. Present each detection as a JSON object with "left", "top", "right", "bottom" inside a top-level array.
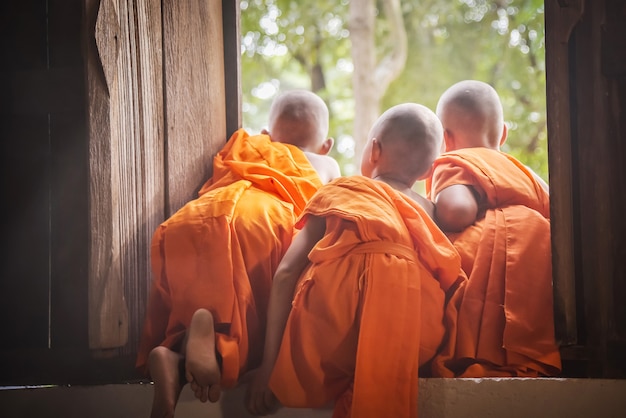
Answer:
[
  {"left": 269, "top": 176, "right": 465, "bottom": 418},
  {"left": 136, "top": 129, "right": 323, "bottom": 388},
  {"left": 427, "top": 148, "right": 561, "bottom": 377}
]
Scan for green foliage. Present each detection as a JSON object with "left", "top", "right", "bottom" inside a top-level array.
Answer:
[
  {"left": 240, "top": 0, "right": 549, "bottom": 181},
  {"left": 240, "top": 0, "right": 355, "bottom": 171}
]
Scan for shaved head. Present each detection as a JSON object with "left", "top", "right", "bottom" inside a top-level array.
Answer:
[
  {"left": 266, "top": 89, "right": 330, "bottom": 153},
  {"left": 436, "top": 80, "right": 505, "bottom": 149},
  {"left": 363, "top": 103, "right": 443, "bottom": 182}
]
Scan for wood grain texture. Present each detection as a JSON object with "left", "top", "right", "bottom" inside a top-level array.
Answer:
[
  {"left": 163, "top": 0, "right": 227, "bottom": 215},
  {"left": 88, "top": 0, "right": 128, "bottom": 350},
  {"left": 86, "top": 0, "right": 165, "bottom": 351},
  {"left": 126, "top": 0, "right": 166, "bottom": 357},
  {"left": 86, "top": 0, "right": 229, "bottom": 357}
]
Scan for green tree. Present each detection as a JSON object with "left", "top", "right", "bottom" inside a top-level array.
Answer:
[
  {"left": 240, "top": 0, "right": 549, "bottom": 180},
  {"left": 350, "top": 0, "right": 407, "bottom": 163},
  {"left": 240, "top": 0, "right": 356, "bottom": 171}
]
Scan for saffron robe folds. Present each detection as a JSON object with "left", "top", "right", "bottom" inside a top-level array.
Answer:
[
  {"left": 269, "top": 176, "right": 465, "bottom": 418},
  {"left": 136, "top": 129, "right": 323, "bottom": 387},
  {"left": 427, "top": 148, "right": 561, "bottom": 377}
]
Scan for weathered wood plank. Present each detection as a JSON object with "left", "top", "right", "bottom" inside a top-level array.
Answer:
[
  {"left": 86, "top": 0, "right": 165, "bottom": 353},
  {"left": 125, "top": 0, "right": 165, "bottom": 355},
  {"left": 87, "top": 0, "right": 128, "bottom": 349},
  {"left": 163, "top": 0, "right": 227, "bottom": 215}
]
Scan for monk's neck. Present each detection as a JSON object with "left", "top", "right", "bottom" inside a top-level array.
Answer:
[
  {"left": 373, "top": 174, "right": 435, "bottom": 217},
  {"left": 372, "top": 174, "right": 413, "bottom": 193}
]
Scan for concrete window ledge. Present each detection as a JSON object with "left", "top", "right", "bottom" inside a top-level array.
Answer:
[{"left": 1, "top": 378, "right": 625, "bottom": 418}]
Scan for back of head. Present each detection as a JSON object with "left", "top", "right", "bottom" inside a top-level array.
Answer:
[
  {"left": 266, "top": 89, "right": 330, "bottom": 154},
  {"left": 436, "top": 80, "right": 504, "bottom": 150},
  {"left": 363, "top": 103, "right": 443, "bottom": 184}
]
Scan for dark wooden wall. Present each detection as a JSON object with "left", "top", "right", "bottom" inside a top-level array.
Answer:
[
  {"left": 0, "top": 0, "right": 240, "bottom": 385},
  {"left": 0, "top": 0, "right": 92, "bottom": 384},
  {"left": 546, "top": 0, "right": 626, "bottom": 378}
]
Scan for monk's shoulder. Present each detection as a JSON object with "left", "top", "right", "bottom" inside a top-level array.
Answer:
[{"left": 303, "top": 152, "right": 341, "bottom": 184}]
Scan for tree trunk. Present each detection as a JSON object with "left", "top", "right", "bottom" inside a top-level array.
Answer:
[{"left": 349, "top": 0, "right": 407, "bottom": 169}]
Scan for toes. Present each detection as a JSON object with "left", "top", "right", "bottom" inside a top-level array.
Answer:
[{"left": 208, "top": 384, "right": 221, "bottom": 403}]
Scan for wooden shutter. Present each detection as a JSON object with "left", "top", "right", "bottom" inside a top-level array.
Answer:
[
  {"left": 546, "top": 0, "right": 626, "bottom": 378},
  {"left": 0, "top": 0, "right": 240, "bottom": 385}
]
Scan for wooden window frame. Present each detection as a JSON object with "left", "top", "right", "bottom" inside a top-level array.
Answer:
[{"left": 1, "top": 0, "right": 624, "bottom": 386}]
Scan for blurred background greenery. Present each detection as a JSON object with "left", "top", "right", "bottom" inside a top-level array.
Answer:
[{"left": 240, "top": 0, "right": 548, "bottom": 182}]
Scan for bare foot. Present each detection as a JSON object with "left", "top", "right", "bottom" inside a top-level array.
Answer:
[
  {"left": 148, "top": 346, "right": 185, "bottom": 418},
  {"left": 184, "top": 308, "right": 222, "bottom": 403}
]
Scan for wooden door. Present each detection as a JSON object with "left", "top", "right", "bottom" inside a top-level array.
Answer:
[
  {"left": 0, "top": 0, "right": 91, "bottom": 385},
  {"left": 546, "top": 0, "right": 626, "bottom": 378},
  {"left": 0, "top": 0, "right": 240, "bottom": 385}
]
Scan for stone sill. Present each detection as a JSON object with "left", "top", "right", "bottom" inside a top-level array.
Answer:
[{"left": 2, "top": 378, "right": 625, "bottom": 418}]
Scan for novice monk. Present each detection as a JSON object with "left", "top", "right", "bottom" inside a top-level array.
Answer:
[
  {"left": 246, "top": 103, "right": 466, "bottom": 418},
  {"left": 136, "top": 89, "right": 341, "bottom": 418},
  {"left": 427, "top": 80, "right": 561, "bottom": 378}
]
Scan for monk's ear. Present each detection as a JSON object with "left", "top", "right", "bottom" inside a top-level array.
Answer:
[
  {"left": 443, "top": 129, "right": 455, "bottom": 152},
  {"left": 370, "top": 138, "right": 381, "bottom": 162},
  {"left": 261, "top": 128, "right": 270, "bottom": 136},
  {"left": 319, "top": 137, "right": 334, "bottom": 155},
  {"left": 499, "top": 124, "right": 508, "bottom": 147}
]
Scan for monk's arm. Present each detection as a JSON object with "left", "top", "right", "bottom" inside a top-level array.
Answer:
[
  {"left": 434, "top": 184, "right": 479, "bottom": 232},
  {"left": 262, "top": 215, "right": 325, "bottom": 373},
  {"left": 305, "top": 152, "right": 342, "bottom": 184},
  {"left": 245, "top": 215, "right": 326, "bottom": 415}
]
